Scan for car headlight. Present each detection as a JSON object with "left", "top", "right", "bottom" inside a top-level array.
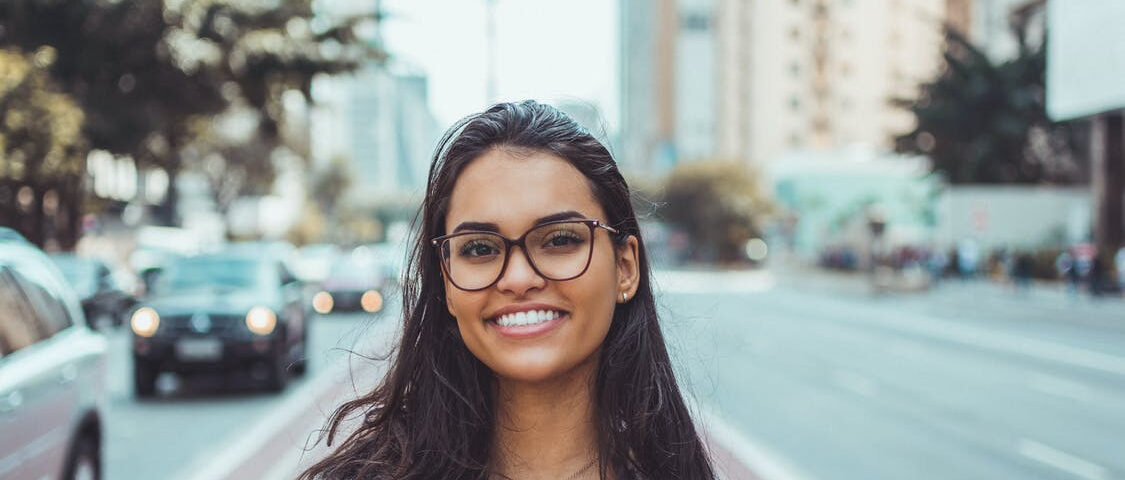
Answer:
[
  {"left": 361, "top": 290, "right": 383, "bottom": 313},
  {"left": 312, "top": 291, "right": 334, "bottom": 314},
  {"left": 245, "top": 306, "right": 277, "bottom": 335},
  {"left": 131, "top": 307, "right": 160, "bottom": 337}
]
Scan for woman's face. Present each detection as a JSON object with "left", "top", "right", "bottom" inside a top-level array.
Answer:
[{"left": 442, "top": 147, "right": 639, "bottom": 385}]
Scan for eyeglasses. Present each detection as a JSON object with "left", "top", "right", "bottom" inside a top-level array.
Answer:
[{"left": 431, "top": 219, "right": 620, "bottom": 291}]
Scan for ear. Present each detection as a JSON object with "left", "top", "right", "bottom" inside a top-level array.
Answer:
[{"left": 615, "top": 235, "right": 640, "bottom": 303}]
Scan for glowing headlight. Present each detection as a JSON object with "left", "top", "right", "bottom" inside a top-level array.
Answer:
[
  {"left": 245, "top": 306, "right": 277, "bottom": 335},
  {"left": 312, "top": 291, "right": 334, "bottom": 314},
  {"left": 130, "top": 307, "right": 160, "bottom": 337},
  {"left": 361, "top": 290, "right": 383, "bottom": 313}
]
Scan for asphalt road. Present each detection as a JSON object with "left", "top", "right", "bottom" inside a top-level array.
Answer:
[
  {"left": 102, "top": 305, "right": 396, "bottom": 480},
  {"left": 99, "top": 270, "right": 1125, "bottom": 480},
  {"left": 658, "top": 270, "right": 1125, "bottom": 480}
]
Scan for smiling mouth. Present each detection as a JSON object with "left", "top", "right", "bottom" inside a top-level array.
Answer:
[{"left": 490, "top": 310, "right": 568, "bottom": 327}]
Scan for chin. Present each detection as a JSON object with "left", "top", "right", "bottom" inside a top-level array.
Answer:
[{"left": 490, "top": 352, "right": 595, "bottom": 386}]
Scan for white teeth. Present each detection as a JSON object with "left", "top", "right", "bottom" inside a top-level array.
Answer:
[{"left": 496, "top": 310, "right": 561, "bottom": 327}]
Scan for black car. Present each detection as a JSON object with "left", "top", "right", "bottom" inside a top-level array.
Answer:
[
  {"left": 49, "top": 254, "right": 137, "bottom": 328},
  {"left": 129, "top": 251, "right": 308, "bottom": 397}
]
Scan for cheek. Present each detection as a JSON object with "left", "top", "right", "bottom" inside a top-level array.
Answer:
[{"left": 574, "top": 249, "right": 621, "bottom": 318}]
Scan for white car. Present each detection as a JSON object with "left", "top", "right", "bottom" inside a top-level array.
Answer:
[{"left": 0, "top": 228, "right": 108, "bottom": 480}]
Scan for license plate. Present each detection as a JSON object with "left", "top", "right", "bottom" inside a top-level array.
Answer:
[{"left": 175, "top": 338, "right": 222, "bottom": 361}]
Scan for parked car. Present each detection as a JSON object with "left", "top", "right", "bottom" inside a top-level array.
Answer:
[
  {"left": 295, "top": 243, "right": 341, "bottom": 284},
  {"left": 311, "top": 250, "right": 387, "bottom": 315},
  {"left": 0, "top": 228, "right": 108, "bottom": 480},
  {"left": 130, "top": 250, "right": 308, "bottom": 396},
  {"left": 49, "top": 254, "right": 137, "bottom": 328}
]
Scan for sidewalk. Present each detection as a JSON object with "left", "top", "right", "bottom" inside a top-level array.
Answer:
[{"left": 769, "top": 259, "right": 1120, "bottom": 302}]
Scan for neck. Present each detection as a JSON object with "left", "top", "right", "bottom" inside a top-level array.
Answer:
[{"left": 492, "top": 362, "right": 601, "bottom": 480}]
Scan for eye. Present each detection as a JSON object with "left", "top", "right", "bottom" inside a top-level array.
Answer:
[
  {"left": 458, "top": 240, "right": 501, "bottom": 258},
  {"left": 542, "top": 231, "right": 585, "bottom": 249}
]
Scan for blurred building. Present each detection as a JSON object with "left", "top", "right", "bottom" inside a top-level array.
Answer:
[
  {"left": 718, "top": 0, "right": 948, "bottom": 164},
  {"left": 618, "top": 0, "right": 678, "bottom": 174},
  {"left": 310, "top": 63, "right": 440, "bottom": 207},
  {"left": 620, "top": 0, "right": 951, "bottom": 173},
  {"left": 310, "top": 0, "right": 440, "bottom": 207}
]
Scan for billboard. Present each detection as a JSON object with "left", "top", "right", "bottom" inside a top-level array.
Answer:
[{"left": 1046, "top": 0, "right": 1125, "bottom": 121}]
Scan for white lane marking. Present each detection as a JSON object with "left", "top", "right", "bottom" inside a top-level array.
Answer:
[
  {"left": 262, "top": 448, "right": 303, "bottom": 480},
  {"left": 831, "top": 370, "right": 879, "bottom": 398},
  {"left": 1027, "top": 373, "right": 1095, "bottom": 402},
  {"left": 173, "top": 319, "right": 397, "bottom": 480},
  {"left": 696, "top": 405, "right": 814, "bottom": 480},
  {"left": 655, "top": 270, "right": 776, "bottom": 294},
  {"left": 817, "top": 296, "right": 1125, "bottom": 378},
  {"left": 1017, "top": 439, "right": 1109, "bottom": 480},
  {"left": 171, "top": 358, "right": 352, "bottom": 480}
]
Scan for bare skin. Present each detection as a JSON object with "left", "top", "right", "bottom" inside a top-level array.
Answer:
[{"left": 442, "top": 147, "right": 639, "bottom": 479}]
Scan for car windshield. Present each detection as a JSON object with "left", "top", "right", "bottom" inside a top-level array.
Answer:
[
  {"left": 49, "top": 256, "right": 97, "bottom": 297},
  {"left": 156, "top": 257, "right": 265, "bottom": 294},
  {"left": 327, "top": 260, "right": 380, "bottom": 283}
]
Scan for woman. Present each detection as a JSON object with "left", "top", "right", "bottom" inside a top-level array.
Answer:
[{"left": 300, "top": 101, "right": 715, "bottom": 479}]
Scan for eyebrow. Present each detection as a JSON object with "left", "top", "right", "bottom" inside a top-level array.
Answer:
[{"left": 452, "top": 210, "right": 587, "bottom": 234}]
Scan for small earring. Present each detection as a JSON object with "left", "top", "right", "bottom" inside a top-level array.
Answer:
[{"left": 622, "top": 292, "right": 628, "bottom": 302}]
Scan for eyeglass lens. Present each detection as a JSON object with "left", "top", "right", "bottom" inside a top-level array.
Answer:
[{"left": 440, "top": 221, "right": 594, "bottom": 290}]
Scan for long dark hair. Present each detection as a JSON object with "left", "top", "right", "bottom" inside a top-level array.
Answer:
[{"left": 299, "top": 100, "right": 714, "bottom": 479}]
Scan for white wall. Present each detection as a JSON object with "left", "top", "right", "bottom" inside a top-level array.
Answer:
[{"left": 935, "top": 186, "right": 1091, "bottom": 250}]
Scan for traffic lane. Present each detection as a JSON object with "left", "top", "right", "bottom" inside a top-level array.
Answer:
[
  {"left": 786, "top": 271, "right": 1125, "bottom": 352},
  {"left": 102, "top": 308, "right": 392, "bottom": 480},
  {"left": 660, "top": 288, "right": 1125, "bottom": 480}
]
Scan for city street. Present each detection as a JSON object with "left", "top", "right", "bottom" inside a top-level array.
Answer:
[
  {"left": 661, "top": 269, "right": 1125, "bottom": 480},
  {"left": 101, "top": 307, "right": 398, "bottom": 480},
  {"left": 97, "top": 270, "right": 1125, "bottom": 480}
]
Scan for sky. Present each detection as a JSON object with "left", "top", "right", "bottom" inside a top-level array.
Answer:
[{"left": 380, "top": 0, "right": 619, "bottom": 133}]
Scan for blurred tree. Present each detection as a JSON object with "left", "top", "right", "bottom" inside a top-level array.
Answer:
[
  {"left": 895, "top": 26, "right": 1087, "bottom": 184},
  {"left": 310, "top": 155, "right": 354, "bottom": 217},
  {"left": 661, "top": 161, "right": 774, "bottom": 264},
  {"left": 0, "top": 0, "right": 379, "bottom": 232},
  {"left": 0, "top": 48, "right": 86, "bottom": 248}
]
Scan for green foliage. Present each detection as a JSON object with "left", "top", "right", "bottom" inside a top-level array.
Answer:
[
  {"left": 895, "top": 26, "right": 1086, "bottom": 184},
  {"left": 0, "top": 48, "right": 87, "bottom": 248},
  {"left": 310, "top": 155, "right": 353, "bottom": 214},
  {"left": 660, "top": 161, "right": 774, "bottom": 263},
  {"left": 0, "top": 0, "right": 376, "bottom": 164},
  {"left": 0, "top": 0, "right": 378, "bottom": 239},
  {"left": 0, "top": 48, "right": 84, "bottom": 182}
]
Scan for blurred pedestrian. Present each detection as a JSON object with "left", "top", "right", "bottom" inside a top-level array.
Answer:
[
  {"left": 957, "top": 239, "right": 980, "bottom": 280},
  {"left": 1010, "top": 251, "right": 1033, "bottom": 294},
  {"left": 299, "top": 101, "right": 715, "bottom": 480},
  {"left": 1116, "top": 246, "right": 1125, "bottom": 293},
  {"left": 1057, "top": 251, "right": 1078, "bottom": 297},
  {"left": 928, "top": 248, "right": 948, "bottom": 287}
]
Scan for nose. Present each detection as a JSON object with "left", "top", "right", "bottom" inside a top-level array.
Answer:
[{"left": 495, "top": 245, "right": 546, "bottom": 296}]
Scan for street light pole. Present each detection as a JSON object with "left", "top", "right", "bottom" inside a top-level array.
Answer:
[{"left": 485, "top": 0, "right": 498, "bottom": 104}]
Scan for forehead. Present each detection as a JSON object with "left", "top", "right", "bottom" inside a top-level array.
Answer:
[{"left": 445, "top": 148, "right": 605, "bottom": 235}]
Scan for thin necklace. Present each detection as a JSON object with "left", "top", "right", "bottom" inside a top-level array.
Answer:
[{"left": 562, "top": 458, "right": 598, "bottom": 480}]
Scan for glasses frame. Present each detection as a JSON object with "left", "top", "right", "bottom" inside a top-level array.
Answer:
[{"left": 431, "top": 218, "right": 620, "bottom": 292}]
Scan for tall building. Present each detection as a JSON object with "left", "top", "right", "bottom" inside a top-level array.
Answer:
[
  {"left": 618, "top": 0, "right": 678, "bottom": 175},
  {"left": 718, "top": 0, "right": 948, "bottom": 164},
  {"left": 310, "top": 63, "right": 441, "bottom": 207},
  {"left": 310, "top": 0, "right": 440, "bottom": 207},
  {"left": 620, "top": 0, "right": 951, "bottom": 171}
]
